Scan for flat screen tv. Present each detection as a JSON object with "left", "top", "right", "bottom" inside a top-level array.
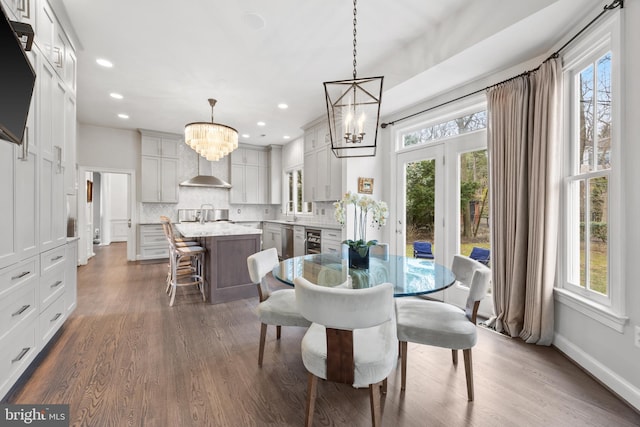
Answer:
[{"left": 0, "top": 3, "right": 36, "bottom": 145}]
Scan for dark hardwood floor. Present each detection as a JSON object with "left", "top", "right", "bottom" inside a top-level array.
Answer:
[{"left": 5, "top": 242, "right": 640, "bottom": 426}]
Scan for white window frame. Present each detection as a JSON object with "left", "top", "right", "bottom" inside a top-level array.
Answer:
[{"left": 556, "top": 11, "right": 627, "bottom": 332}]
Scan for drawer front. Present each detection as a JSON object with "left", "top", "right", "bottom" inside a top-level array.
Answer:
[
  {"left": 0, "top": 279, "right": 37, "bottom": 340},
  {"left": 41, "top": 246, "right": 66, "bottom": 274},
  {"left": 0, "top": 257, "right": 38, "bottom": 297},
  {"left": 0, "top": 320, "right": 37, "bottom": 394},
  {"left": 140, "top": 225, "right": 167, "bottom": 246},
  {"left": 322, "top": 241, "right": 343, "bottom": 256},
  {"left": 40, "top": 265, "right": 65, "bottom": 309},
  {"left": 321, "top": 229, "right": 341, "bottom": 241},
  {"left": 39, "top": 294, "right": 66, "bottom": 343},
  {"left": 140, "top": 246, "right": 169, "bottom": 259}
]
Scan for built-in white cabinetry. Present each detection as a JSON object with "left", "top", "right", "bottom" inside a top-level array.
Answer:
[
  {"left": 321, "top": 228, "right": 342, "bottom": 256},
  {"left": 140, "top": 130, "right": 179, "bottom": 203},
  {"left": 230, "top": 146, "right": 268, "bottom": 204},
  {"left": 0, "top": 0, "right": 78, "bottom": 399},
  {"left": 293, "top": 225, "right": 305, "bottom": 257},
  {"left": 262, "top": 222, "right": 282, "bottom": 257},
  {"left": 268, "top": 145, "right": 282, "bottom": 204},
  {"left": 138, "top": 224, "right": 169, "bottom": 260},
  {"left": 303, "top": 121, "right": 342, "bottom": 202}
]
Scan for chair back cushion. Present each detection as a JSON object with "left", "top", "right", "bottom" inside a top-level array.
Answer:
[
  {"left": 247, "top": 248, "right": 279, "bottom": 299},
  {"left": 451, "top": 255, "right": 484, "bottom": 287},
  {"left": 469, "top": 247, "right": 491, "bottom": 265},
  {"left": 465, "top": 266, "right": 492, "bottom": 317},
  {"left": 294, "top": 277, "right": 394, "bottom": 330}
]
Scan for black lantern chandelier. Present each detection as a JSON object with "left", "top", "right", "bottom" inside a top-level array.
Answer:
[{"left": 324, "top": 0, "right": 383, "bottom": 158}]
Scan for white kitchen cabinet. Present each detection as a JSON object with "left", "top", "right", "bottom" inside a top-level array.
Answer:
[
  {"left": 230, "top": 146, "right": 268, "bottom": 204},
  {"left": 64, "top": 93, "right": 76, "bottom": 194},
  {"left": 138, "top": 224, "right": 169, "bottom": 260},
  {"left": 262, "top": 223, "right": 282, "bottom": 257},
  {"left": 0, "top": 143, "right": 17, "bottom": 269},
  {"left": 268, "top": 145, "right": 282, "bottom": 204},
  {"left": 303, "top": 121, "right": 342, "bottom": 202},
  {"left": 140, "top": 131, "right": 179, "bottom": 203},
  {"left": 293, "top": 225, "right": 305, "bottom": 257},
  {"left": 1, "top": 0, "right": 35, "bottom": 26},
  {"left": 321, "top": 228, "right": 343, "bottom": 256}
]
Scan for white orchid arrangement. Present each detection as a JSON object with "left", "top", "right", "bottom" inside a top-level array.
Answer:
[{"left": 333, "top": 191, "right": 389, "bottom": 256}]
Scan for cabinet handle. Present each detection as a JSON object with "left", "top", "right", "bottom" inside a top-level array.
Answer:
[
  {"left": 11, "top": 271, "right": 30, "bottom": 280},
  {"left": 12, "top": 347, "right": 30, "bottom": 363},
  {"left": 51, "top": 313, "right": 62, "bottom": 322},
  {"left": 51, "top": 255, "right": 63, "bottom": 261},
  {"left": 12, "top": 304, "right": 31, "bottom": 317},
  {"left": 17, "top": 0, "right": 30, "bottom": 19},
  {"left": 18, "top": 126, "right": 29, "bottom": 161},
  {"left": 53, "top": 46, "right": 63, "bottom": 68},
  {"left": 50, "top": 280, "right": 63, "bottom": 289}
]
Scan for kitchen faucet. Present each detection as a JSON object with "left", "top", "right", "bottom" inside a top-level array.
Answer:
[{"left": 199, "top": 204, "right": 214, "bottom": 224}]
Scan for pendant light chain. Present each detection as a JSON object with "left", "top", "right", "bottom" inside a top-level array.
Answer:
[{"left": 352, "top": 0, "right": 357, "bottom": 79}]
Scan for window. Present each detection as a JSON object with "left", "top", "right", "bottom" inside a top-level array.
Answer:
[
  {"left": 402, "top": 110, "right": 486, "bottom": 148},
  {"left": 560, "top": 12, "right": 625, "bottom": 330},
  {"left": 285, "top": 169, "right": 311, "bottom": 215}
]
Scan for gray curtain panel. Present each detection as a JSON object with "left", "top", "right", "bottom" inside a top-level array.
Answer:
[{"left": 487, "top": 58, "right": 561, "bottom": 345}]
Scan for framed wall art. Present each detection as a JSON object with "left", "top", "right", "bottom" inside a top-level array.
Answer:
[{"left": 358, "top": 177, "right": 373, "bottom": 194}]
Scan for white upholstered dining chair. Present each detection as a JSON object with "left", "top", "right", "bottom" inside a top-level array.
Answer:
[
  {"left": 395, "top": 255, "right": 491, "bottom": 401},
  {"left": 294, "top": 276, "right": 397, "bottom": 427},
  {"left": 247, "top": 248, "right": 311, "bottom": 366}
]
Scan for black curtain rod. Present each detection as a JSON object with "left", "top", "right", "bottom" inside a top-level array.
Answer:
[{"left": 380, "top": 0, "right": 623, "bottom": 129}]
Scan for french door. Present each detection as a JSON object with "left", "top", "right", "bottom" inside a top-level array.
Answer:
[{"left": 396, "top": 130, "right": 493, "bottom": 315}]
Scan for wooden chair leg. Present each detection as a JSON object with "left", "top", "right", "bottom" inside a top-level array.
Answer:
[
  {"left": 381, "top": 378, "right": 388, "bottom": 394},
  {"left": 305, "top": 373, "right": 318, "bottom": 427},
  {"left": 276, "top": 325, "right": 281, "bottom": 340},
  {"left": 452, "top": 349, "right": 458, "bottom": 365},
  {"left": 369, "top": 381, "right": 382, "bottom": 427},
  {"left": 258, "top": 323, "right": 267, "bottom": 366},
  {"left": 400, "top": 341, "right": 408, "bottom": 391},
  {"left": 463, "top": 349, "right": 474, "bottom": 401}
]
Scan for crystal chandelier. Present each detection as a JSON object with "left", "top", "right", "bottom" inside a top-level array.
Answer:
[
  {"left": 184, "top": 99, "right": 238, "bottom": 161},
  {"left": 324, "top": 0, "right": 383, "bottom": 158}
]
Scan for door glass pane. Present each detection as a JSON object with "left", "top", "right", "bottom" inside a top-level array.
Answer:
[
  {"left": 459, "top": 149, "right": 490, "bottom": 263},
  {"left": 588, "top": 176, "right": 608, "bottom": 295},
  {"left": 405, "top": 159, "right": 435, "bottom": 258}
]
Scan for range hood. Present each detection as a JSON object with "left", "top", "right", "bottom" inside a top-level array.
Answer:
[{"left": 180, "top": 155, "right": 232, "bottom": 188}]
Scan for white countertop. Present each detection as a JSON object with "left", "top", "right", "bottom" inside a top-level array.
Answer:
[
  {"left": 175, "top": 222, "right": 262, "bottom": 238},
  {"left": 262, "top": 219, "right": 342, "bottom": 230}
]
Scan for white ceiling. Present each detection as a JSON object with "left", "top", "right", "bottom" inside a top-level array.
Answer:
[{"left": 53, "top": 0, "right": 602, "bottom": 146}]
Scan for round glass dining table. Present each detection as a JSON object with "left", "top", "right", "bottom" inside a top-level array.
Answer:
[{"left": 272, "top": 253, "right": 456, "bottom": 297}]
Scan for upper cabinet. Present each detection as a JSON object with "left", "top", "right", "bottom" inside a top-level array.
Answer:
[
  {"left": 303, "top": 121, "right": 342, "bottom": 202},
  {"left": 230, "top": 147, "right": 268, "bottom": 204},
  {"left": 140, "top": 130, "right": 180, "bottom": 203}
]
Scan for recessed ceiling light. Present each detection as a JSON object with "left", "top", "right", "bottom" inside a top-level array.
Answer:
[
  {"left": 110, "top": 92, "right": 123, "bottom": 99},
  {"left": 278, "top": 103, "right": 288, "bottom": 109},
  {"left": 283, "top": 135, "right": 290, "bottom": 139},
  {"left": 242, "top": 134, "right": 250, "bottom": 138},
  {"left": 257, "top": 121, "right": 266, "bottom": 126},
  {"left": 118, "top": 113, "right": 129, "bottom": 119},
  {"left": 96, "top": 58, "right": 113, "bottom": 68}
]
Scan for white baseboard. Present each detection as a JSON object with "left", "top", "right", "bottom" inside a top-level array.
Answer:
[{"left": 554, "top": 333, "right": 640, "bottom": 411}]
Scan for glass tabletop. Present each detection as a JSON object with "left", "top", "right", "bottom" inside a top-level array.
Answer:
[{"left": 273, "top": 253, "right": 456, "bottom": 297}]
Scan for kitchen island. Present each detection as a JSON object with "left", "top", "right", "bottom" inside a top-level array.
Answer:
[{"left": 175, "top": 222, "right": 262, "bottom": 304}]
